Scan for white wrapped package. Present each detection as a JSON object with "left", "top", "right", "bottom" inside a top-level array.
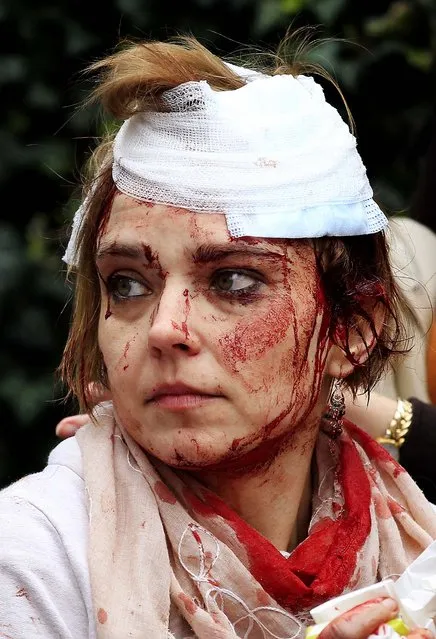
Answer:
[
  {"left": 309, "top": 540, "right": 436, "bottom": 636},
  {"left": 367, "top": 623, "right": 404, "bottom": 638},
  {"left": 394, "top": 539, "right": 436, "bottom": 632}
]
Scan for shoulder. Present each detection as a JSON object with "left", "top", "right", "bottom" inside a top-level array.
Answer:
[
  {"left": 0, "top": 437, "right": 95, "bottom": 638},
  {"left": 0, "top": 436, "right": 87, "bottom": 548},
  {"left": 388, "top": 216, "right": 436, "bottom": 247},
  {"left": 385, "top": 216, "right": 436, "bottom": 335},
  {"left": 388, "top": 217, "right": 436, "bottom": 283}
]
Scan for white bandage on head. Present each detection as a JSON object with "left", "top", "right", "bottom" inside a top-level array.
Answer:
[{"left": 63, "top": 65, "right": 387, "bottom": 265}]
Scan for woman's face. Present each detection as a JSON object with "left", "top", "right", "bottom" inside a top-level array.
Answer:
[{"left": 96, "top": 194, "right": 332, "bottom": 470}]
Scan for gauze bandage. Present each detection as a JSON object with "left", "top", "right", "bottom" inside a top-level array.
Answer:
[{"left": 63, "top": 65, "right": 387, "bottom": 265}]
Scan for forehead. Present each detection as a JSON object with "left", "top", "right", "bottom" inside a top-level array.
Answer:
[
  {"left": 99, "top": 194, "right": 301, "bottom": 261},
  {"left": 102, "top": 194, "right": 231, "bottom": 246}
]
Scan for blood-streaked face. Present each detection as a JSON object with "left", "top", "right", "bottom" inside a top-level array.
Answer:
[{"left": 96, "top": 194, "right": 331, "bottom": 470}]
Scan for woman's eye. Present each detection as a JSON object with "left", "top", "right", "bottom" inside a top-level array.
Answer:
[
  {"left": 210, "top": 270, "right": 260, "bottom": 294},
  {"left": 107, "top": 275, "right": 149, "bottom": 299}
]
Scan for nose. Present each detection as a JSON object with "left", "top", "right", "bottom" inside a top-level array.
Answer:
[{"left": 148, "top": 284, "right": 200, "bottom": 358}]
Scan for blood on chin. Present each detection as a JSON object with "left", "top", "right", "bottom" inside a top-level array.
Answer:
[
  {"left": 159, "top": 416, "right": 318, "bottom": 475},
  {"left": 116, "top": 395, "right": 320, "bottom": 475},
  {"left": 165, "top": 433, "right": 287, "bottom": 474}
]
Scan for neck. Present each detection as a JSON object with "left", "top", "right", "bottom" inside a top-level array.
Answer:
[{"left": 197, "top": 421, "right": 319, "bottom": 553}]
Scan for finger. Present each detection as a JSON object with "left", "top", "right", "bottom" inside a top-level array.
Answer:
[
  {"left": 55, "top": 414, "right": 91, "bottom": 438},
  {"left": 408, "top": 630, "right": 434, "bottom": 639},
  {"left": 318, "top": 597, "right": 398, "bottom": 639},
  {"left": 86, "top": 382, "right": 112, "bottom": 406}
]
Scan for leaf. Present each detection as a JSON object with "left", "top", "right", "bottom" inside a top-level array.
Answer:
[
  {"left": 253, "top": 0, "right": 286, "bottom": 35},
  {"left": 307, "top": 0, "right": 347, "bottom": 25},
  {"left": 364, "top": 2, "right": 413, "bottom": 38},
  {"left": 0, "top": 224, "right": 24, "bottom": 296},
  {"left": 280, "top": 0, "right": 308, "bottom": 15},
  {"left": 0, "top": 372, "right": 55, "bottom": 425},
  {"left": 0, "top": 56, "right": 26, "bottom": 84},
  {"left": 406, "top": 48, "right": 432, "bottom": 71}
]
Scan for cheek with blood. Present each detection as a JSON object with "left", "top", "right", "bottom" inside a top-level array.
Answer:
[
  {"left": 119, "top": 337, "right": 136, "bottom": 372},
  {"left": 225, "top": 257, "right": 329, "bottom": 465},
  {"left": 105, "top": 297, "right": 112, "bottom": 320},
  {"left": 96, "top": 272, "right": 112, "bottom": 321},
  {"left": 177, "top": 263, "right": 331, "bottom": 473},
  {"left": 217, "top": 250, "right": 327, "bottom": 388}
]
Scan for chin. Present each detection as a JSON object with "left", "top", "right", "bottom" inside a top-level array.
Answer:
[
  {"left": 145, "top": 430, "right": 252, "bottom": 471},
  {"left": 148, "top": 436, "right": 265, "bottom": 474},
  {"left": 120, "top": 411, "right": 265, "bottom": 471},
  {"left": 151, "top": 439, "right": 231, "bottom": 470}
]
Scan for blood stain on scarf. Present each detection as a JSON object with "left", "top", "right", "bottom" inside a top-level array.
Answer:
[
  {"left": 155, "top": 480, "right": 177, "bottom": 504},
  {"left": 97, "top": 608, "right": 108, "bottom": 624},
  {"left": 178, "top": 593, "right": 198, "bottom": 615}
]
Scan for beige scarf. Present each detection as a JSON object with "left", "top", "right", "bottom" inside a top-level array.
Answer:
[{"left": 76, "top": 403, "right": 436, "bottom": 638}]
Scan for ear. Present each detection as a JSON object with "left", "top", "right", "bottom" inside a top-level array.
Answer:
[{"left": 325, "top": 299, "right": 386, "bottom": 380}]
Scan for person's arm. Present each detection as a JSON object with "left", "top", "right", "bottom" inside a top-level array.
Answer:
[
  {"left": 397, "top": 397, "right": 436, "bottom": 503},
  {"left": 0, "top": 438, "right": 95, "bottom": 638},
  {"left": 345, "top": 391, "right": 436, "bottom": 502},
  {"left": 0, "top": 497, "right": 91, "bottom": 638},
  {"left": 344, "top": 391, "right": 398, "bottom": 440}
]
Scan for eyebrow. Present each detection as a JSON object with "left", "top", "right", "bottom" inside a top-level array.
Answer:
[
  {"left": 191, "top": 243, "right": 284, "bottom": 264},
  {"left": 95, "top": 240, "right": 285, "bottom": 264},
  {"left": 96, "top": 242, "right": 144, "bottom": 262}
]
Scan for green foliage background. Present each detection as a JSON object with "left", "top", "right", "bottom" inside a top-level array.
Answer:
[{"left": 1, "top": 0, "right": 435, "bottom": 487}]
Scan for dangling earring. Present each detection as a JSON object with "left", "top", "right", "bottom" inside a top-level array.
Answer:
[{"left": 320, "top": 379, "right": 345, "bottom": 439}]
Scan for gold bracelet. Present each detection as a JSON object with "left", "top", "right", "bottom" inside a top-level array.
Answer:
[{"left": 376, "top": 398, "right": 413, "bottom": 449}]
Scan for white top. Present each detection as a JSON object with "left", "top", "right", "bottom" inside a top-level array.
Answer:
[
  {"left": 0, "top": 438, "right": 94, "bottom": 638},
  {"left": 0, "top": 438, "right": 292, "bottom": 638}
]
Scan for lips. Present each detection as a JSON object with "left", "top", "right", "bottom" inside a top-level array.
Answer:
[{"left": 147, "top": 382, "right": 222, "bottom": 402}]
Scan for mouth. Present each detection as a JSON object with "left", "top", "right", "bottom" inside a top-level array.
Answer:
[{"left": 147, "top": 383, "right": 223, "bottom": 411}]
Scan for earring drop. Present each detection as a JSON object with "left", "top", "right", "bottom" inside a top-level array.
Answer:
[{"left": 320, "top": 379, "right": 345, "bottom": 439}]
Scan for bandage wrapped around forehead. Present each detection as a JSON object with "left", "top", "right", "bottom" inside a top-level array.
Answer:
[{"left": 63, "top": 64, "right": 387, "bottom": 265}]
